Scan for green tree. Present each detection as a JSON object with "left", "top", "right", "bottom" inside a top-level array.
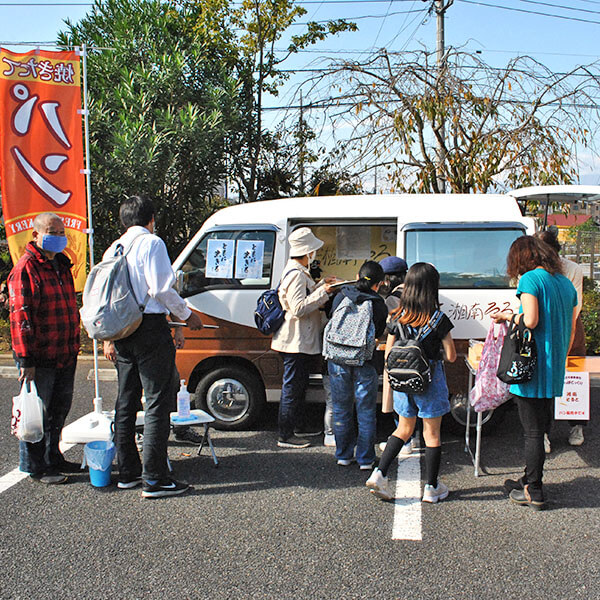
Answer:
[
  {"left": 310, "top": 49, "right": 599, "bottom": 194},
  {"left": 229, "top": 0, "right": 356, "bottom": 202},
  {"left": 59, "top": 0, "right": 236, "bottom": 257}
]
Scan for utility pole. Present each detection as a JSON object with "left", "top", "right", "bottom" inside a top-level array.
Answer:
[
  {"left": 298, "top": 90, "right": 305, "bottom": 195},
  {"left": 425, "top": 0, "right": 453, "bottom": 193}
]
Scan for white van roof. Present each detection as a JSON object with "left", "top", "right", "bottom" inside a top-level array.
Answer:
[{"left": 204, "top": 193, "right": 525, "bottom": 229}]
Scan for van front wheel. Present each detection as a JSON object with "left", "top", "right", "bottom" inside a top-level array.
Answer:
[{"left": 194, "top": 367, "right": 265, "bottom": 430}]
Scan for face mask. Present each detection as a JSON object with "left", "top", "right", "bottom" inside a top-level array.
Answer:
[
  {"left": 40, "top": 234, "right": 68, "bottom": 253},
  {"left": 308, "top": 250, "right": 317, "bottom": 263}
]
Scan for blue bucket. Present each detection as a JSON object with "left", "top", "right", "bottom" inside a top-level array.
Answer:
[{"left": 84, "top": 440, "right": 115, "bottom": 488}]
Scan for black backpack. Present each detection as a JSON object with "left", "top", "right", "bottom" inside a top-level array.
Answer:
[{"left": 386, "top": 310, "right": 443, "bottom": 394}]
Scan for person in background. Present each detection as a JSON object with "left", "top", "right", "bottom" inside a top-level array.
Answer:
[
  {"left": 326, "top": 261, "right": 388, "bottom": 470},
  {"left": 367, "top": 262, "right": 456, "bottom": 503},
  {"left": 378, "top": 256, "right": 408, "bottom": 313},
  {"left": 271, "top": 227, "right": 335, "bottom": 448},
  {"left": 535, "top": 229, "right": 587, "bottom": 448},
  {"left": 105, "top": 196, "right": 203, "bottom": 498},
  {"left": 8, "top": 213, "right": 81, "bottom": 484},
  {"left": 493, "top": 236, "right": 576, "bottom": 511}
]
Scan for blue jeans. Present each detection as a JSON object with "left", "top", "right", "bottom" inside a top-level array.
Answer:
[
  {"left": 18, "top": 360, "right": 76, "bottom": 474},
  {"left": 278, "top": 352, "right": 313, "bottom": 440},
  {"left": 114, "top": 314, "right": 176, "bottom": 482},
  {"left": 328, "top": 361, "right": 378, "bottom": 466}
]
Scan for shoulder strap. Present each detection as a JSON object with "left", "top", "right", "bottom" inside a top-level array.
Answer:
[
  {"left": 114, "top": 231, "right": 151, "bottom": 309},
  {"left": 114, "top": 231, "right": 150, "bottom": 257},
  {"left": 416, "top": 309, "right": 443, "bottom": 341},
  {"left": 276, "top": 268, "right": 300, "bottom": 291}
]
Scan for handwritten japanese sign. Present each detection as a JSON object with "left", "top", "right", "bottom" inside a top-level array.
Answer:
[
  {"left": 555, "top": 372, "right": 589, "bottom": 421},
  {"left": 0, "top": 48, "right": 86, "bottom": 289},
  {"left": 206, "top": 239, "right": 234, "bottom": 278},
  {"left": 235, "top": 240, "right": 264, "bottom": 279}
]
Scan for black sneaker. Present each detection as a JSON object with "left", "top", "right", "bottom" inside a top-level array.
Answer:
[
  {"left": 293, "top": 428, "right": 323, "bottom": 438},
  {"left": 141, "top": 479, "right": 190, "bottom": 498},
  {"left": 30, "top": 471, "right": 68, "bottom": 485},
  {"left": 174, "top": 427, "right": 203, "bottom": 446},
  {"left": 117, "top": 476, "right": 143, "bottom": 489},
  {"left": 277, "top": 435, "right": 310, "bottom": 449}
]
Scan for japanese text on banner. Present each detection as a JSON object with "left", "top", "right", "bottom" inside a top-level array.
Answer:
[{"left": 0, "top": 48, "right": 87, "bottom": 290}]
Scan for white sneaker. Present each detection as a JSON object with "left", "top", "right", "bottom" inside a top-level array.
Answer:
[
  {"left": 378, "top": 441, "right": 387, "bottom": 452},
  {"left": 400, "top": 440, "right": 413, "bottom": 455},
  {"left": 568, "top": 425, "right": 584, "bottom": 446},
  {"left": 359, "top": 463, "right": 374, "bottom": 471},
  {"left": 324, "top": 434, "right": 336, "bottom": 447},
  {"left": 422, "top": 481, "right": 449, "bottom": 503},
  {"left": 544, "top": 433, "right": 551, "bottom": 454},
  {"left": 365, "top": 468, "right": 392, "bottom": 500},
  {"left": 337, "top": 458, "right": 356, "bottom": 466}
]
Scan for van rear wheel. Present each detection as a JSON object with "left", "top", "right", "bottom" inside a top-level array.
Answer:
[{"left": 194, "top": 366, "right": 265, "bottom": 430}]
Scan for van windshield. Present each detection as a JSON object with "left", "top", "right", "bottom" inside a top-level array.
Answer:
[{"left": 405, "top": 227, "right": 525, "bottom": 288}]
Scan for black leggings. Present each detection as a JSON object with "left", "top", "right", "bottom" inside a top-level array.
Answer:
[{"left": 513, "top": 394, "right": 553, "bottom": 500}]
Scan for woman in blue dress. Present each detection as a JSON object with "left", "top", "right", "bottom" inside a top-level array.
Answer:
[{"left": 493, "top": 236, "right": 577, "bottom": 511}]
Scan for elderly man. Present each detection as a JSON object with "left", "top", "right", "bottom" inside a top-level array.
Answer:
[{"left": 8, "top": 213, "right": 81, "bottom": 484}]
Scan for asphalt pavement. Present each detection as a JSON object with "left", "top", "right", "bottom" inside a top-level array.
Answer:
[{"left": 1, "top": 357, "right": 599, "bottom": 600}]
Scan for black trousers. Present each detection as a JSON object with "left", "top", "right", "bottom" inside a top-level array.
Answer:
[
  {"left": 513, "top": 394, "right": 553, "bottom": 501},
  {"left": 114, "top": 314, "right": 176, "bottom": 482}
]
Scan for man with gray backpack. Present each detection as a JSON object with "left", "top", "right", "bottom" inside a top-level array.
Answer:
[
  {"left": 323, "top": 261, "right": 388, "bottom": 470},
  {"left": 100, "top": 196, "right": 202, "bottom": 498}
]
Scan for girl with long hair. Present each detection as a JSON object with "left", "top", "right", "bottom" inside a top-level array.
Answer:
[{"left": 366, "top": 262, "right": 456, "bottom": 502}]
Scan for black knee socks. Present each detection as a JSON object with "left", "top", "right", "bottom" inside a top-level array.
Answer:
[
  {"left": 425, "top": 446, "right": 442, "bottom": 487},
  {"left": 378, "top": 435, "right": 405, "bottom": 477}
]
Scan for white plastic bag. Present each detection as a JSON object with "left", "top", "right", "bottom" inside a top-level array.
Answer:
[{"left": 11, "top": 381, "right": 44, "bottom": 443}]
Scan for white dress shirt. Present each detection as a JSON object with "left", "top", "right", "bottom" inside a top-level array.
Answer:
[{"left": 103, "top": 225, "right": 191, "bottom": 321}]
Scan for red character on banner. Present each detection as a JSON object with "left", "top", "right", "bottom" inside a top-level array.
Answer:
[{"left": 9, "top": 82, "right": 72, "bottom": 207}]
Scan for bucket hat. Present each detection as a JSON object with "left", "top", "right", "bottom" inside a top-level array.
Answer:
[
  {"left": 379, "top": 256, "right": 408, "bottom": 275},
  {"left": 289, "top": 227, "right": 324, "bottom": 257}
]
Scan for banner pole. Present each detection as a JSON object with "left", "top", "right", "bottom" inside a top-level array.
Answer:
[{"left": 80, "top": 43, "right": 102, "bottom": 414}]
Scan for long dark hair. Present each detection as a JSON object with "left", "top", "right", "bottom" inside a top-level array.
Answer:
[
  {"left": 391, "top": 262, "right": 440, "bottom": 326},
  {"left": 355, "top": 260, "right": 384, "bottom": 293},
  {"left": 506, "top": 235, "right": 562, "bottom": 279}
]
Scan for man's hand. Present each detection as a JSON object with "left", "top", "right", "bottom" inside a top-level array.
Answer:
[
  {"left": 173, "top": 326, "right": 185, "bottom": 349},
  {"left": 18, "top": 367, "right": 35, "bottom": 383},
  {"left": 103, "top": 341, "right": 116, "bottom": 363},
  {"left": 186, "top": 312, "right": 203, "bottom": 330}
]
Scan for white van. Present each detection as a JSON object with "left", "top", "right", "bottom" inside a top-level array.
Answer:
[{"left": 171, "top": 191, "right": 548, "bottom": 430}]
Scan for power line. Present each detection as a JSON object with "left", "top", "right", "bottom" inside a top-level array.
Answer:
[
  {"left": 457, "top": 0, "right": 600, "bottom": 24},
  {"left": 516, "top": 0, "right": 600, "bottom": 15}
]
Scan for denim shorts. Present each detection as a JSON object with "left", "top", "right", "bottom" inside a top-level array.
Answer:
[{"left": 393, "top": 360, "right": 450, "bottom": 419}]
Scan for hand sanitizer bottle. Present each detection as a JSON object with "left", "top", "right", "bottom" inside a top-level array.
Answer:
[{"left": 177, "top": 379, "right": 191, "bottom": 418}]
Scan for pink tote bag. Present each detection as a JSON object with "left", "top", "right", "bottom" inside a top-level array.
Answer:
[{"left": 469, "top": 322, "right": 510, "bottom": 413}]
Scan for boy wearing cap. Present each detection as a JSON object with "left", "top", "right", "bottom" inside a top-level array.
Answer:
[
  {"left": 379, "top": 256, "right": 408, "bottom": 313},
  {"left": 272, "top": 227, "right": 335, "bottom": 448}
]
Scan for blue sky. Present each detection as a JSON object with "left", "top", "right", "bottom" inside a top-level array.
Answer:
[{"left": 1, "top": 0, "right": 598, "bottom": 183}]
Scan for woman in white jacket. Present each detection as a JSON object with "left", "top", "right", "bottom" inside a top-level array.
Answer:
[{"left": 271, "top": 227, "right": 334, "bottom": 448}]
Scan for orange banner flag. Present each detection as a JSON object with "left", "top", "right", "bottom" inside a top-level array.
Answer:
[{"left": 0, "top": 48, "right": 87, "bottom": 290}]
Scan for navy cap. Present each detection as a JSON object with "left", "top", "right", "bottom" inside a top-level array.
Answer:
[{"left": 379, "top": 256, "right": 408, "bottom": 274}]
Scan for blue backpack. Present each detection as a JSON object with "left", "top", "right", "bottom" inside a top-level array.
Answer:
[{"left": 254, "top": 269, "right": 297, "bottom": 336}]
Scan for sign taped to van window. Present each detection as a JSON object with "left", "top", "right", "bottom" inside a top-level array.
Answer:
[
  {"left": 555, "top": 371, "right": 589, "bottom": 420},
  {"left": 336, "top": 226, "right": 371, "bottom": 260},
  {"left": 206, "top": 239, "right": 234, "bottom": 278},
  {"left": 235, "top": 240, "right": 264, "bottom": 279}
]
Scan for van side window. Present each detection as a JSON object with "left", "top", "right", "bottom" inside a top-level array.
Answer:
[
  {"left": 405, "top": 227, "right": 523, "bottom": 289},
  {"left": 178, "top": 229, "right": 275, "bottom": 297}
]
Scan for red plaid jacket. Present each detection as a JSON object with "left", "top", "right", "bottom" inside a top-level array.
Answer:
[{"left": 8, "top": 242, "right": 80, "bottom": 368}]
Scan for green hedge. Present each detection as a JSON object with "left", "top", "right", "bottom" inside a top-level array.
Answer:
[{"left": 582, "top": 277, "right": 600, "bottom": 356}]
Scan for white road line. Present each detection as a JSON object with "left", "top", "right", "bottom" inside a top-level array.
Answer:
[
  {"left": 0, "top": 441, "right": 76, "bottom": 495},
  {"left": 392, "top": 454, "right": 422, "bottom": 541}
]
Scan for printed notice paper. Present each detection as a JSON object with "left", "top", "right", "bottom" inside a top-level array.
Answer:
[
  {"left": 206, "top": 239, "right": 234, "bottom": 278},
  {"left": 235, "top": 240, "right": 264, "bottom": 279},
  {"left": 555, "top": 371, "right": 589, "bottom": 420}
]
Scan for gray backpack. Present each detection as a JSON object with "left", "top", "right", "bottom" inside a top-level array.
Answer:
[
  {"left": 323, "top": 296, "right": 376, "bottom": 366},
  {"left": 80, "top": 234, "right": 149, "bottom": 341}
]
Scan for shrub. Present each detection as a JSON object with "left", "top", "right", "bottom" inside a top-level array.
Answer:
[{"left": 582, "top": 277, "right": 600, "bottom": 355}]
